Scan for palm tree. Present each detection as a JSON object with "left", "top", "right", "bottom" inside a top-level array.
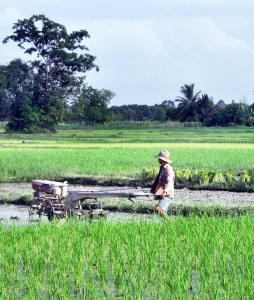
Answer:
[
  {"left": 197, "top": 93, "right": 214, "bottom": 124},
  {"left": 175, "top": 83, "right": 201, "bottom": 122}
]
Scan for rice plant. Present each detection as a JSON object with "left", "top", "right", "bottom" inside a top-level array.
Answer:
[{"left": 0, "top": 215, "right": 253, "bottom": 299}]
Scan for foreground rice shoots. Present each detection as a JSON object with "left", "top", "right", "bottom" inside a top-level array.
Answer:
[{"left": 0, "top": 215, "right": 253, "bottom": 299}]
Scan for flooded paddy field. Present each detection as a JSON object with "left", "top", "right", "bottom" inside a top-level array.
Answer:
[
  {"left": 0, "top": 183, "right": 254, "bottom": 225},
  {"left": 0, "top": 184, "right": 253, "bottom": 298},
  {"left": 0, "top": 203, "right": 162, "bottom": 226},
  {"left": 1, "top": 212, "right": 253, "bottom": 298}
]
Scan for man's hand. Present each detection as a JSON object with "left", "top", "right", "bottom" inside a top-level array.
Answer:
[{"left": 160, "top": 191, "right": 167, "bottom": 199}]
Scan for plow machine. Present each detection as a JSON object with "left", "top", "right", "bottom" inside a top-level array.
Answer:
[{"left": 29, "top": 180, "right": 152, "bottom": 221}]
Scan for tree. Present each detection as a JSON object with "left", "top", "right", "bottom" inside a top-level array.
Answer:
[
  {"left": 197, "top": 93, "right": 214, "bottom": 124},
  {"left": 108, "top": 102, "right": 177, "bottom": 122},
  {"left": 217, "top": 102, "right": 251, "bottom": 126},
  {"left": 3, "top": 14, "right": 99, "bottom": 131},
  {"left": 159, "top": 100, "right": 177, "bottom": 121},
  {"left": 250, "top": 103, "right": 254, "bottom": 125},
  {"left": 152, "top": 106, "right": 167, "bottom": 122},
  {"left": 161, "top": 100, "right": 175, "bottom": 108},
  {"left": 73, "top": 86, "right": 114, "bottom": 124},
  {"left": 175, "top": 83, "right": 201, "bottom": 122},
  {"left": 0, "top": 66, "right": 9, "bottom": 120},
  {"left": 125, "top": 108, "right": 137, "bottom": 121},
  {"left": 0, "top": 59, "right": 41, "bottom": 132}
]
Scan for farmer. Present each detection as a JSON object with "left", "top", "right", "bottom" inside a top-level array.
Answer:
[{"left": 150, "top": 149, "right": 175, "bottom": 218}]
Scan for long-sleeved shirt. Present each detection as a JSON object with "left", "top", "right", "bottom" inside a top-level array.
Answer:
[{"left": 150, "top": 164, "right": 175, "bottom": 198}]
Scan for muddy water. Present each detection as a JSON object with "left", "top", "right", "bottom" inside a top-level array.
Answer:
[
  {"left": 0, "top": 204, "right": 31, "bottom": 226},
  {"left": 1, "top": 183, "right": 253, "bottom": 226},
  {"left": 0, "top": 204, "right": 160, "bottom": 226}
]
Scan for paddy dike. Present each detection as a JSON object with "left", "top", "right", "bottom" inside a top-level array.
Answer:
[
  {"left": 0, "top": 183, "right": 254, "bottom": 225},
  {"left": 0, "top": 183, "right": 253, "bottom": 208}
]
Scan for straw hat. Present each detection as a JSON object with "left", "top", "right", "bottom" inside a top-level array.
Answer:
[{"left": 155, "top": 149, "right": 172, "bottom": 163}]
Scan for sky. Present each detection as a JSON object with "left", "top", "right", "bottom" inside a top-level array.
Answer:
[{"left": 0, "top": 0, "right": 254, "bottom": 107}]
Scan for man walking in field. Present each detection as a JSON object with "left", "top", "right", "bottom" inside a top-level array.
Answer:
[{"left": 150, "top": 149, "right": 175, "bottom": 218}]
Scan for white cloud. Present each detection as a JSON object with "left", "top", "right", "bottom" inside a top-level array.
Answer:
[
  {"left": 188, "top": 17, "right": 254, "bottom": 54},
  {"left": 1, "top": 0, "right": 254, "bottom": 105},
  {"left": 67, "top": 19, "right": 164, "bottom": 60},
  {"left": 0, "top": 7, "right": 22, "bottom": 28}
]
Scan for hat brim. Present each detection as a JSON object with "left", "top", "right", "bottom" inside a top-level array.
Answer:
[{"left": 155, "top": 155, "right": 172, "bottom": 163}]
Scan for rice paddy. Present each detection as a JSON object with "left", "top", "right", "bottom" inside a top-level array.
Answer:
[
  {"left": 0, "top": 125, "right": 253, "bottom": 298},
  {"left": 0, "top": 216, "right": 253, "bottom": 299},
  {"left": 0, "top": 126, "right": 254, "bottom": 184}
]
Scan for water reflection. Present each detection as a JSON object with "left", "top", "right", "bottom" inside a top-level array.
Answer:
[
  {"left": 0, "top": 204, "right": 162, "bottom": 226},
  {"left": 0, "top": 204, "right": 31, "bottom": 226}
]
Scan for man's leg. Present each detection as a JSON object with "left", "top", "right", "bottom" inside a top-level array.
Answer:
[
  {"left": 155, "top": 204, "right": 168, "bottom": 218},
  {"left": 155, "top": 197, "right": 170, "bottom": 219}
]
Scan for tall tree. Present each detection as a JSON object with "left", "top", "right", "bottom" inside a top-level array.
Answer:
[
  {"left": 0, "top": 66, "right": 9, "bottom": 120},
  {"left": 175, "top": 83, "right": 201, "bottom": 122},
  {"left": 1, "top": 59, "right": 41, "bottom": 132},
  {"left": 3, "top": 14, "right": 99, "bottom": 131}
]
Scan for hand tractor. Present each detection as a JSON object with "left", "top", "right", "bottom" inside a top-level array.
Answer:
[{"left": 29, "top": 180, "right": 152, "bottom": 221}]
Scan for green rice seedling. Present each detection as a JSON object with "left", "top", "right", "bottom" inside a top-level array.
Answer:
[
  {"left": 0, "top": 216, "right": 254, "bottom": 298},
  {"left": 182, "top": 170, "right": 192, "bottom": 182},
  {"left": 191, "top": 170, "right": 200, "bottom": 183},
  {"left": 140, "top": 168, "right": 157, "bottom": 181},
  {"left": 210, "top": 171, "right": 226, "bottom": 183},
  {"left": 250, "top": 170, "right": 254, "bottom": 184},
  {"left": 0, "top": 126, "right": 254, "bottom": 193},
  {"left": 198, "top": 171, "right": 210, "bottom": 185},
  {"left": 223, "top": 172, "right": 237, "bottom": 190},
  {"left": 1, "top": 135, "right": 254, "bottom": 186},
  {"left": 240, "top": 170, "right": 251, "bottom": 183},
  {"left": 224, "top": 171, "right": 235, "bottom": 183},
  {"left": 174, "top": 169, "right": 182, "bottom": 181},
  {"left": 208, "top": 171, "right": 216, "bottom": 183}
]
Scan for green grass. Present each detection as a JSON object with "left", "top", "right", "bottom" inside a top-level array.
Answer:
[
  {"left": 0, "top": 216, "right": 253, "bottom": 299},
  {"left": 0, "top": 143, "right": 253, "bottom": 183},
  {"left": 0, "top": 126, "right": 254, "bottom": 184},
  {"left": 1, "top": 125, "right": 254, "bottom": 143}
]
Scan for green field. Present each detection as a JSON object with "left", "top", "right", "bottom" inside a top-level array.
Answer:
[
  {"left": 0, "top": 216, "right": 253, "bottom": 299},
  {"left": 1, "top": 125, "right": 253, "bottom": 299},
  {"left": 0, "top": 125, "right": 254, "bottom": 190}
]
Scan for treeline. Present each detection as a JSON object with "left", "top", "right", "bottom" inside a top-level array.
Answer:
[
  {"left": 64, "top": 83, "right": 254, "bottom": 127},
  {"left": 0, "top": 15, "right": 253, "bottom": 132},
  {"left": 1, "top": 60, "right": 253, "bottom": 129},
  {"left": 106, "top": 99, "right": 254, "bottom": 127}
]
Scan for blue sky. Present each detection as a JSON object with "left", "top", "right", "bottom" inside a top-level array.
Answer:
[{"left": 0, "top": 0, "right": 254, "bottom": 107}]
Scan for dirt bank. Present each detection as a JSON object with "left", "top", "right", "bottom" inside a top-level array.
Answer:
[{"left": 0, "top": 183, "right": 253, "bottom": 208}]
